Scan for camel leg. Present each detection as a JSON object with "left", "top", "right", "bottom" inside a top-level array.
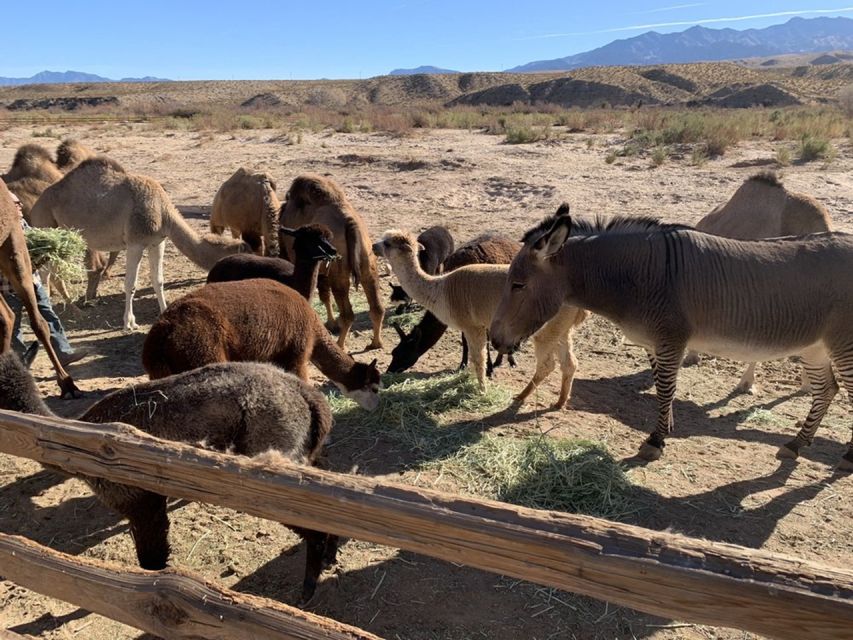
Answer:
[
  {"left": 123, "top": 244, "right": 145, "bottom": 331},
  {"left": 465, "top": 327, "right": 488, "bottom": 391},
  {"left": 331, "top": 280, "right": 354, "bottom": 350},
  {"left": 735, "top": 363, "right": 758, "bottom": 395},
  {"left": 0, "top": 293, "right": 13, "bottom": 352},
  {"left": 0, "top": 232, "right": 77, "bottom": 397},
  {"left": 85, "top": 249, "right": 109, "bottom": 301},
  {"left": 148, "top": 240, "right": 167, "bottom": 314},
  {"left": 360, "top": 272, "right": 385, "bottom": 351}
]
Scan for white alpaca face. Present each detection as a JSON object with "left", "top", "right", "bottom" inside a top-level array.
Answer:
[{"left": 336, "top": 383, "right": 381, "bottom": 411}]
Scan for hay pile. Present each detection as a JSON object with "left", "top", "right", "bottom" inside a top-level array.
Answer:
[{"left": 25, "top": 227, "right": 86, "bottom": 290}]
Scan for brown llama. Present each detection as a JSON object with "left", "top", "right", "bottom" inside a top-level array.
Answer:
[
  {"left": 211, "top": 167, "right": 282, "bottom": 257},
  {"left": 280, "top": 174, "right": 384, "bottom": 350},
  {"left": 0, "top": 182, "right": 78, "bottom": 397},
  {"left": 207, "top": 224, "right": 338, "bottom": 302},
  {"left": 142, "top": 278, "right": 381, "bottom": 410},
  {"left": 0, "top": 352, "right": 338, "bottom": 603}
]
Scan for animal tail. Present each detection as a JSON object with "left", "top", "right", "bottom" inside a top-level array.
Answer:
[{"left": 344, "top": 217, "right": 363, "bottom": 289}]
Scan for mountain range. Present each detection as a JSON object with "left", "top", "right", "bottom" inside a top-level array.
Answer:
[
  {"left": 0, "top": 70, "right": 170, "bottom": 86},
  {"left": 392, "top": 16, "right": 853, "bottom": 75}
]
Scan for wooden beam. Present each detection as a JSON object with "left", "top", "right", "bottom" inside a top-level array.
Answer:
[
  {"left": 0, "top": 534, "right": 379, "bottom": 640},
  {"left": 0, "top": 410, "right": 851, "bottom": 640}
]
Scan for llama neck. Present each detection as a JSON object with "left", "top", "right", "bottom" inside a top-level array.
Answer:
[
  {"left": 311, "top": 326, "right": 360, "bottom": 389},
  {"left": 391, "top": 253, "right": 440, "bottom": 310},
  {"left": 292, "top": 256, "right": 322, "bottom": 301}
]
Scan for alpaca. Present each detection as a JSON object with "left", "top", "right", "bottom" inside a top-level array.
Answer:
[
  {"left": 388, "top": 234, "right": 520, "bottom": 374},
  {"left": 211, "top": 167, "right": 282, "bottom": 257},
  {"left": 375, "top": 229, "right": 586, "bottom": 405},
  {"left": 0, "top": 183, "right": 78, "bottom": 397},
  {"left": 0, "top": 352, "right": 337, "bottom": 602},
  {"left": 30, "top": 158, "right": 251, "bottom": 330},
  {"left": 685, "top": 172, "right": 833, "bottom": 394},
  {"left": 280, "top": 174, "right": 384, "bottom": 350},
  {"left": 390, "top": 225, "right": 455, "bottom": 306},
  {"left": 142, "top": 278, "right": 381, "bottom": 410},
  {"left": 207, "top": 224, "right": 337, "bottom": 301}
]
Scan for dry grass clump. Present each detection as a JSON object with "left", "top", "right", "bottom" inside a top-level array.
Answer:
[
  {"left": 441, "top": 436, "right": 635, "bottom": 519},
  {"left": 25, "top": 227, "right": 86, "bottom": 295},
  {"left": 798, "top": 134, "right": 834, "bottom": 163}
]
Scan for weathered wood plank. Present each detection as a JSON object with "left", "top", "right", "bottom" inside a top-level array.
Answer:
[
  {"left": 0, "top": 409, "right": 851, "bottom": 640},
  {"left": 0, "top": 534, "right": 379, "bottom": 640}
]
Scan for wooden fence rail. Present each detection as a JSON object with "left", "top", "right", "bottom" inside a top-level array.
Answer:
[
  {"left": 0, "top": 533, "right": 378, "bottom": 640},
  {"left": 0, "top": 409, "right": 851, "bottom": 640}
]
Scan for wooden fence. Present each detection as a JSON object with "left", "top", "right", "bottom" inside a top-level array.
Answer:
[{"left": 0, "top": 409, "right": 851, "bottom": 640}]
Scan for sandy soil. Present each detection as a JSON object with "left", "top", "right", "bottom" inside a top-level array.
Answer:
[{"left": 0, "top": 123, "right": 851, "bottom": 640}]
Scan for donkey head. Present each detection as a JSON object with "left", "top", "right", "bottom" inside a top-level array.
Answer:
[{"left": 491, "top": 204, "right": 573, "bottom": 354}]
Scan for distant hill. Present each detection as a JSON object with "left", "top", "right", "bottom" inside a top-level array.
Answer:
[
  {"left": 0, "top": 70, "right": 170, "bottom": 86},
  {"left": 508, "top": 16, "right": 853, "bottom": 72},
  {"left": 388, "top": 65, "right": 459, "bottom": 76}
]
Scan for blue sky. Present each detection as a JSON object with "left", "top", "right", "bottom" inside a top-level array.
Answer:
[{"left": 1, "top": 2, "right": 852, "bottom": 79}]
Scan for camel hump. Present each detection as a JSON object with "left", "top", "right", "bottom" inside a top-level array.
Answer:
[
  {"left": 746, "top": 171, "right": 783, "bottom": 188},
  {"left": 287, "top": 174, "right": 347, "bottom": 209}
]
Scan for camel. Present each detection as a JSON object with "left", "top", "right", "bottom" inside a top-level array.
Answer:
[
  {"left": 0, "top": 353, "right": 338, "bottom": 603},
  {"left": 0, "top": 182, "right": 78, "bottom": 397},
  {"left": 684, "top": 172, "right": 833, "bottom": 394},
  {"left": 55, "top": 138, "right": 95, "bottom": 171},
  {"left": 30, "top": 157, "right": 250, "bottom": 330},
  {"left": 142, "top": 278, "right": 382, "bottom": 411},
  {"left": 375, "top": 229, "right": 587, "bottom": 407},
  {"left": 211, "top": 167, "right": 281, "bottom": 257},
  {"left": 490, "top": 206, "right": 853, "bottom": 469},
  {"left": 280, "top": 174, "right": 384, "bottom": 350}
]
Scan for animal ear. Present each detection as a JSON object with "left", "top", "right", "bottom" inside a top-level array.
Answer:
[
  {"left": 555, "top": 202, "right": 570, "bottom": 217},
  {"left": 417, "top": 242, "right": 426, "bottom": 252},
  {"left": 280, "top": 226, "right": 296, "bottom": 237},
  {"left": 532, "top": 216, "right": 572, "bottom": 260},
  {"left": 393, "top": 324, "right": 406, "bottom": 339},
  {"left": 369, "top": 358, "right": 378, "bottom": 369}
]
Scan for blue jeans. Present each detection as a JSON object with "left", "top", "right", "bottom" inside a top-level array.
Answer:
[{"left": 3, "top": 282, "right": 73, "bottom": 356}]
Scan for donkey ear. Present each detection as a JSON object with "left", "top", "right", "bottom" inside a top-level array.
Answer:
[
  {"left": 532, "top": 216, "right": 572, "bottom": 260},
  {"left": 280, "top": 226, "right": 296, "bottom": 237},
  {"left": 555, "top": 202, "right": 570, "bottom": 217}
]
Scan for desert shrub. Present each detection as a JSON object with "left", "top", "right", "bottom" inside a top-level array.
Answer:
[
  {"left": 798, "top": 134, "right": 831, "bottom": 162},
  {"left": 775, "top": 146, "right": 792, "bottom": 166},
  {"left": 650, "top": 146, "right": 667, "bottom": 167},
  {"left": 505, "top": 123, "right": 550, "bottom": 144},
  {"left": 604, "top": 151, "right": 617, "bottom": 164},
  {"left": 690, "top": 146, "right": 708, "bottom": 167}
]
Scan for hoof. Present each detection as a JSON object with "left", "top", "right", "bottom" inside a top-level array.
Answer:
[
  {"left": 551, "top": 400, "right": 568, "bottom": 411},
  {"left": 324, "top": 321, "right": 341, "bottom": 335},
  {"left": 734, "top": 382, "right": 756, "bottom": 396},
  {"left": 365, "top": 339, "right": 383, "bottom": 351},
  {"left": 637, "top": 442, "right": 663, "bottom": 461},
  {"left": 59, "top": 377, "right": 82, "bottom": 399},
  {"left": 776, "top": 444, "right": 799, "bottom": 460}
]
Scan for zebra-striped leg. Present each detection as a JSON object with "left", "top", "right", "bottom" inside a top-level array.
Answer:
[
  {"left": 828, "top": 348, "right": 853, "bottom": 472},
  {"left": 777, "top": 357, "right": 837, "bottom": 460},
  {"left": 638, "top": 345, "right": 684, "bottom": 461}
]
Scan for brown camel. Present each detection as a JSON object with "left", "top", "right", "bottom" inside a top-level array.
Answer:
[
  {"left": 0, "top": 181, "right": 78, "bottom": 396},
  {"left": 280, "top": 174, "right": 384, "bottom": 350},
  {"left": 211, "top": 167, "right": 281, "bottom": 256},
  {"left": 686, "top": 171, "right": 833, "bottom": 394},
  {"left": 30, "top": 157, "right": 250, "bottom": 330},
  {"left": 55, "top": 138, "right": 95, "bottom": 171}
]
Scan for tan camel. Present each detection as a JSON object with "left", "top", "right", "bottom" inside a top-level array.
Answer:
[
  {"left": 0, "top": 181, "right": 78, "bottom": 396},
  {"left": 211, "top": 167, "right": 281, "bottom": 256},
  {"left": 55, "top": 139, "right": 95, "bottom": 171},
  {"left": 685, "top": 172, "right": 833, "bottom": 394},
  {"left": 280, "top": 174, "right": 384, "bottom": 350},
  {"left": 30, "top": 157, "right": 250, "bottom": 330}
]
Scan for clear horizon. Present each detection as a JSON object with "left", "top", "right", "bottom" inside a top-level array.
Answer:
[{"left": 1, "top": 2, "right": 852, "bottom": 80}]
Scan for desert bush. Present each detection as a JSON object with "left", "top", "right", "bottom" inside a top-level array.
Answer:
[
  {"left": 838, "top": 84, "right": 853, "bottom": 118},
  {"left": 690, "top": 146, "right": 708, "bottom": 167},
  {"left": 798, "top": 134, "right": 832, "bottom": 162},
  {"left": 650, "top": 146, "right": 667, "bottom": 167},
  {"left": 775, "top": 146, "right": 792, "bottom": 166}
]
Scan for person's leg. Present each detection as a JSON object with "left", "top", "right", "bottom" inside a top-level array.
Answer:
[
  {"left": 33, "top": 281, "right": 73, "bottom": 356},
  {"left": 2, "top": 290, "right": 27, "bottom": 354}
]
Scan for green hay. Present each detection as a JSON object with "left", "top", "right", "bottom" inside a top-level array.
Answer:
[
  {"left": 328, "top": 372, "right": 635, "bottom": 520},
  {"left": 387, "top": 307, "right": 422, "bottom": 332},
  {"left": 25, "top": 227, "right": 86, "bottom": 292},
  {"left": 440, "top": 436, "right": 635, "bottom": 520}
]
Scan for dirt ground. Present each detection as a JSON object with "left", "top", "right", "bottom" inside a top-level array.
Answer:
[{"left": 0, "top": 123, "right": 851, "bottom": 640}]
